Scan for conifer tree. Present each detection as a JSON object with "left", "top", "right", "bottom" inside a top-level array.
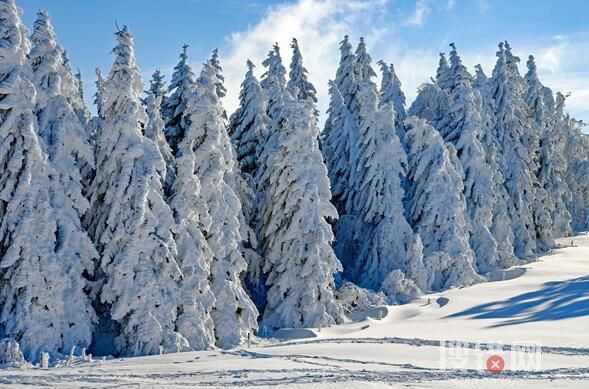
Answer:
[
  {"left": 287, "top": 38, "right": 318, "bottom": 118},
  {"left": 377, "top": 60, "right": 407, "bottom": 141},
  {"left": 321, "top": 81, "right": 357, "bottom": 216},
  {"left": 354, "top": 37, "right": 377, "bottom": 86},
  {"left": 0, "top": 0, "right": 96, "bottom": 362},
  {"left": 148, "top": 69, "right": 166, "bottom": 100},
  {"left": 258, "top": 94, "right": 345, "bottom": 329},
  {"left": 168, "top": 106, "right": 216, "bottom": 351},
  {"left": 229, "top": 60, "right": 270, "bottom": 307},
  {"left": 405, "top": 117, "right": 480, "bottom": 290},
  {"left": 163, "top": 45, "right": 196, "bottom": 154},
  {"left": 321, "top": 36, "right": 360, "bottom": 217},
  {"left": 144, "top": 91, "right": 175, "bottom": 192},
  {"left": 85, "top": 26, "right": 187, "bottom": 357},
  {"left": 261, "top": 43, "right": 287, "bottom": 120},
  {"left": 443, "top": 43, "right": 500, "bottom": 273},
  {"left": 210, "top": 48, "right": 227, "bottom": 100},
  {"left": 472, "top": 63, "right": 518, "bottom": 268},
  {"left": 525, "top": 55, "right": 564, "bottom": 243},
  {"left": 352, "top": 84, "right": 427, "bottom": 294},
  {"left": 489, "top": 42, "right": 548, "bottom": 257},
  {"left": 186, "top": 60, "right": 258, "bottom": 348}
]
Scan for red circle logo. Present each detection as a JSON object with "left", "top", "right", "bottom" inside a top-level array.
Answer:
[{"left": 486, "top": 355, "right": 505, "bottom": 373}]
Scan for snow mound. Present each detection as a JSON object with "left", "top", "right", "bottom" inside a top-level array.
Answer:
[
  {"left": 487, "top": 267, "right": 527, "bottom": 282},
  {"left": 348, "top": 305, "right": 389, "bottom": 322},
  {"left": 0, "top": 338, "right": 27, "bottom": 368}
]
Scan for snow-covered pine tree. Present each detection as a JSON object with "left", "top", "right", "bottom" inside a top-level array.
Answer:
[
  {"left": 436, "top": 52, "right": 452, "bottom": 91},
  {"left": 210, "top": 48, "right": 227, "bottom": 100},
  {"left": 167, "top": 109, "right": 216, "bottom": 351},
  {"left": 321, "top": 81, "right": 357, "bottom": 216},
  {"left": 321, "top": 36, "right": 360, "bottom": 217},
  {"left": 352, "top": 83, "right": 427, "bottom": 295},
  {"left": 0, "top": 0, "right": 96, "bottom": 362},
  {"left": 186, "top": 60, "right": 258, "bottom": 348},
  {"left": 489, "top": 42, "right": 548, "bottom": 257},
  {"left": 563, "top": 100, "right": 589, "bottom": 231},
  {"left": 261, "top": 43, "right": 287, "bottom": 120},
  {"left": 353, "top": 37, "right": 377, "bottom": 87},
  {"left": 163, "top": 44, "right": 196, "bottom": 154},
  {"left": 85, "top": 26, "right": 187, "bottom": 357},
  {"left": 148, "top": 69, "right": 166, "bottom": 100},
  {"left": 93, "top": 67, "right": 105, "bottom": 119},
  {"left": 442, "top": 43, "right": 500, "bottom": 274},
  {"left": 334, "top": 35, "right": 359, "bottom": 118},
  {"left": 228, "top": 60, "right": 270, "bottom": 309},
  {"left": 30, "top": 10, "right": 95, "bottom": 214},
  {"left": 472, "top": 63, "right": 518, "bottom": 268},
  {"left": 405, "top": 117, "right": 480, "bottom": 291},
  {"left": 230, "top": 60, "right": 270, "bottom": 176},
  {"left": 321, "top": 81, "right": 361, "bottom": 281},
  {"left": 144, "top": 91, "right": 175, "bottom": 193},
  {"left": 408, "top": 81, "right": 452, "bottom": 133},
  {"left": 258, "top": 92, "right": 345, "bottom": 329},
  {"left": 525, "top": 55, "right": 566, "bottom": 242},
  {"left": 287, "top": 38, "right": 318, "bottom": 119},
  {"left": 377, "top": 60, "right": 407, "bottom": 141}
]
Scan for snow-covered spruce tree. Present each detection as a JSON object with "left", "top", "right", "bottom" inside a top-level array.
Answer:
[
  {"left": 334, "top": 35, "right": 359, "bottom": 119},
  {"left": 525, "top": 55, "right": 571, "bottom": 239},
  {"left": 163, "top": 44, "right": 196, "bottom": 154},
  {"left": 0, "top": 0, "right": 96, "bottom": 362},
  {"left": 405, "top": 117, "right": 480, "bottom": 291},
  {"left": 167, "top": 114, "right": 216, "bottom": 351},
  {"left": 490, "top": 42, "right": 550, "bottom": 257},
  {"left": 436, "top": 52, "right": 452, "bottom": 92},
  {"left": 321, "top": 81, "right": 361, "bottom": 281},
  {"left": 85, "top": 26, "right": 187, "bottom": 357},
  {"left": 261, "top": 43, "right": 287, "bottom": 120},
  {"left": 353, "top": 37, "right": 377, "bottom": 87},
  {"left": 287, "top": 38, "right": 318, "bottom": 119},
  {"left": 210, "top": 48, "right": 227, "bottom": 100},
  {"left": 351, "top": 84, "right": 427, "bottom": 295},
  {"left": 321, "top": 80, "right": 357, "bottom": 216},
  {"left": 30, "top": 10, "right": 95, "bottom": 214},
  {"left": 230, "top": 60, "right": 270, "bottom": 176},
  {"left": 258, "top": 93, "right": 345, "bottom": 329},
  {"left": 144, "top": 91, "right": 175, "bottom": 193},
  {"left": 148, "top": 69, "right": 166, "bottom": 100},
  {"left": 186, "top": 60, "right": 258, "bottom": 348},
  {"left": 564, "top": 110, "right": 589, "bottom": 231},
  {"left": 472, "top": 63, "right": 518, "bottom": 268},
  {"left": 321, "top": 36, "right": 360, "bottom": 217},
  {"left": 442, "top": 43, "right": 500, "bottom": 274},
  {"left": 408, "top": 81, "right": 452, "bottom": 133},
  {"left": 228, "top": 60, "right": 269, "bottom": 309},
  {"left": 377, "top": 60, "right": 407, "bottom": 141}
]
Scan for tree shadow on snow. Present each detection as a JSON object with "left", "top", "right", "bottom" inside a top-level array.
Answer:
[{"left": 448, "top": 276, "right": 589, "bottom": 327}]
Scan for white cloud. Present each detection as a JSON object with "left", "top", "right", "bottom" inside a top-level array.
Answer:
[
  {"left": 218, "top": 0, "right": 589, "bottom": 125},
  {"left": 220, "top": 0, "right": 391, "bottom": 119},
  {"left": 405, "top": 0, "right": 430, "bottom": 27}
]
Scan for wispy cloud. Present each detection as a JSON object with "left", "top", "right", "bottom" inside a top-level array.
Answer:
[
  {"left": 220, "top": 0, "right": 391, "bottom": 117},
  {"left": 405, "top": 0, "right": 430, "bottom": 27},
  {"left": 216, "top": 0, "right": 589, "bottom": 124}
]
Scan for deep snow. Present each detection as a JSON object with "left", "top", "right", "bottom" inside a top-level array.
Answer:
[{"left": 1, "top": 235, "right": 588, "bottom": 388}]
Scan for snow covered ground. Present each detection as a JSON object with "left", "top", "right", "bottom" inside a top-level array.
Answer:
[{"left": 1, "top": 235, "right": 588, "bottom": 388}]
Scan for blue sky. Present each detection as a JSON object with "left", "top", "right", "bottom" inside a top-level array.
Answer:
[{"left": 18, "top": 0, "right": 589, "bottom": 122}]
